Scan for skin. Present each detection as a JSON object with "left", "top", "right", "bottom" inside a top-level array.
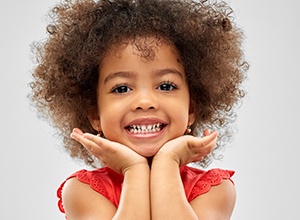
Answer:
[{"left": 62, "top": 38, "right": 236, "bottom": 219}]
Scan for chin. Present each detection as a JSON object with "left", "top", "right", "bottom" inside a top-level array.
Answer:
[{"left": 136, "top": 145, "right": 161, "bottom": 158}]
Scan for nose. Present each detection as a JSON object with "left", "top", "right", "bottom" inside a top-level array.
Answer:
[{"left": 132, "top": 89, "right": 158, "bottom": 111}]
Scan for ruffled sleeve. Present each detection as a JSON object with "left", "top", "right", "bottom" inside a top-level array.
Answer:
[
  {"left": 57, "top": 166, "right": 233, "bottom": 215},
  {"left": 57, "top": 167, "right": 124, "bottom": 214},
  {"left": 180, "top": 166, "right": 235, "bottom": 202}
]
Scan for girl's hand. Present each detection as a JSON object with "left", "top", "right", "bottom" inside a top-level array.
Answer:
[
  {"left": 155, "top": 130, "right": 218, "bottom": 167},
  {"left": 70, "top": 128, "right": 148, "bottom": 174}
]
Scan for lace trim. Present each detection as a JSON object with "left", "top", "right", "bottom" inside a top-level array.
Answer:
[
  {"left": 57, "top": 167, "right": 234, "bottom": 214},
  {"left": 77, "top": 170, "right": 110, "bottom": 199},
  {"left": 57, "top": 172, "right": 78, "bottom": 214},
  {"left": 188, "top": 168, "right": 234, "bottom": 202},
  {"left": 57, "top": 168, "right": 123, "bottom": 214}
]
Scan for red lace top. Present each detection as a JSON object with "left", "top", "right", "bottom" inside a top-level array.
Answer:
[{"left": 57, "top": 166, "right": 234, "bottom": 214}]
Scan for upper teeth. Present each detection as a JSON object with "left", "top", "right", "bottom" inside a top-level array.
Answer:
[{"left": 129, "top": 123, "right": 162, "bottom": 134}]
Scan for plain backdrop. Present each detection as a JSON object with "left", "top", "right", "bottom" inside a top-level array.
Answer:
[{"left": 1, "top": 0, "right": 299, "bottom": 219}]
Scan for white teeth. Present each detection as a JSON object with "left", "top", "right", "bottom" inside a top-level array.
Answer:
[{"left": 128, "top": 123, "right": 163, "bottom": 134}]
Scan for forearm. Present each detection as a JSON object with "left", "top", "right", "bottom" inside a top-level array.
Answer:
[
  {"left": 150, "top": 154, "right": 198, "bottom": 220},
  {"left": 113, "top": 164, "right": 151, "bottom": 220}
]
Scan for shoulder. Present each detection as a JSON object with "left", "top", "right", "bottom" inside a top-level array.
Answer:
[
  {"left": 181, "top": 166, "right": 236, "bottom": 219},
  {"left": 57, "top": 167, "right": 123, "bottom": 219},
  {"left": 61, "top": 176, "right": 117, "bottom": 219},
  {"left": 190, "top": 179, "right": 236, "bottom": 219},
  {"left": 180, "top": 166, "right": 234, "bottom": 200}
]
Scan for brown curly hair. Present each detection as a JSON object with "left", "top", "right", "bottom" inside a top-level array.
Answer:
[{"left": 30, "top": 0, "right": 248, "bottom": 168}]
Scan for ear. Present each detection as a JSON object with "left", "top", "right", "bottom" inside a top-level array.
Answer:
[
  {"left": 188, "top": 99, "right": 196, "bottom": 126},
  {"left": 87, "top": 109, "right": 101, "bottom": 132}
]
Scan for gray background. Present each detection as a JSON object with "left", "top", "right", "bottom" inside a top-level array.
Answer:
[{"left": 1, "top": 0, "right": 299, "bottom": 219}]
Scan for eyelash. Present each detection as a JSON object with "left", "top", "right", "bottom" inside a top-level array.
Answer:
[
  {"left": 157, "top": 81, "right": 178, "bottom": 91},
  {"left": 111, "top": 84, "right": 132, "bottom": 94},
  {"left": 110, "top": 81, "right": 178, "bottom": 94}
]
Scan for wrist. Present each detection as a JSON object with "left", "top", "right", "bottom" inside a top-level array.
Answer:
[
  {"left": 122, "top": 162, "right": 150, "bottom": 176},
  {"left": 152, "top": 151, "right": 181, "bottom": 167}
]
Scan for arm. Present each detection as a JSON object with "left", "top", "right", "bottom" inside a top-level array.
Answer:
[
  {"left": 190, "top": 179, "right": 236, "bottom": 220},
  {"left": 62, "top": 177, "right": 117, "bottom": 220},
  {"left": 64, "top": 128, "right": 151, "bottom": 220},
  {"left": 151, "top": 131, "right": 235, "bottom": 220},
  {"left": 62, "top": 164, "right": 150, "bottom": 220},
  {"left": 113, "top": 163, "right": 150, "bottom": 220},
  {"left": 150, "top": 154, "right": 198, "bottom": 219}
]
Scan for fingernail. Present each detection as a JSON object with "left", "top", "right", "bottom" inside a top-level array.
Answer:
[{"left": 70, "top": 132, "right": 75, "bottom": 139}]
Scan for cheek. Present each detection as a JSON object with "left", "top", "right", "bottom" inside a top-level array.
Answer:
[
  {"left": 99, "top": 109, "right": 118, "bottom": 127},
  {"left": 98, "top": 103, "right": 126, "bottom": 139},
  {"left": 168, "top": 98, "right": 190, "bottom": 118},
  {"left": 98, "top": 104, "right": 112, "bottom": 127},
  {"left": 167, "top": 103, "right": 190, "bottom": 132}
]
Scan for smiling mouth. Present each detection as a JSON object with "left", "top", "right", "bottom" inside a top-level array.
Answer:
[{"left": 125, "top": 123, "right": 165, "bottom": 134}]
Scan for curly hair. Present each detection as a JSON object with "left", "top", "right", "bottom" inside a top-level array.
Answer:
[{"left": 30, "top": 0, "right": 248, "bottom": 168}]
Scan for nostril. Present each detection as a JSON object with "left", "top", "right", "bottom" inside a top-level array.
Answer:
[
  {"left": 135, "top": 105, "right": 155, "bottom": 110},
  {"left": 133, "top": 95, "right": 158, "bottom": 110}
]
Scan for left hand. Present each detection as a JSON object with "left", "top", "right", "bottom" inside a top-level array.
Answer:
[{"left": 155, "top": 130, "right": 218, "bottom": 167}]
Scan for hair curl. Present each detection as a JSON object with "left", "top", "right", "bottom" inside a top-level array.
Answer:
[{"left": 30, "top": 0, "right": 248, "bottom": 168}]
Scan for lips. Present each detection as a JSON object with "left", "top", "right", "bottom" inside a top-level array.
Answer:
[{"left": 125, "top": 118, "right": 167, "bottom": 135}]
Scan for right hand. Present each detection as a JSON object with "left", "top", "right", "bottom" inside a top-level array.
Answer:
[{"left": 71, "top": 128, "right": 148, "bottom": 174}]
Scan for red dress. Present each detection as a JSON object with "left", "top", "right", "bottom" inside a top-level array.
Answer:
[{"left": 57, "top": 166, "right": 234, "bottom": 214}]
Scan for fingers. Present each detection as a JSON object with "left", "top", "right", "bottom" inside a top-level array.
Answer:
[
  {"left": 190, "top": 130, "right": 218, "bottom": 147},
  {"left": 203, "top": 129, "right": 211, "bottom": 137},
  {"left": 187, "top": 131, "right": 218, "bottom": 155},
  {"left": 70, "top": 128, "right": 103, "bottom": 153},
  {"left": 163, "top": 131, "right": 218, "bottom": 166},
  {"left": 71, "top": 127, "right": 84, "bottom": 136},
  {"left": 202, "top": 131, "right": 218, "bottom": 150},
  {"left": 70, "top": 128, "right": 119, "bottom": 155},
  {"left": 82, "top": 132, "right": 117, "bottom": 153}
]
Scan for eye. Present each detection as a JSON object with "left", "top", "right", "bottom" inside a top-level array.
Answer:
[
  {"left": 157, "top": 81, "right": 178, "bottom": 91},
  {"left": 111, "top": 84, "right": 131, "bottom": 93}
]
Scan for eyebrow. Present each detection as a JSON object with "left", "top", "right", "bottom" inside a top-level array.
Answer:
[
  {"left": 103, "top": 71, "right": 135, "bottom": 84},
  {"left": 103, "top": 68, "right": 184, "bottom": 84},
  {"left": 153, "top": 68, "right": 184, "bottom": 80}
]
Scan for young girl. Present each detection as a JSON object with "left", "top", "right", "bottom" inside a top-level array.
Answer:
[{"left": 30, "top": 0, "right": 247, "bottom": 219}]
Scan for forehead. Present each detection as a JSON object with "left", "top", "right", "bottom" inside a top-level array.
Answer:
[
  {"left": 101, "top": 36, "right": 180, "bottom": 63},
  {"left": 98, "top": 36, "right": 186, "bottom": 83}
]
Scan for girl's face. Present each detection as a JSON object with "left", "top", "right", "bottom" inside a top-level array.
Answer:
[{"left": 91, "top": 39, "right": 195, "bottom": 157}]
